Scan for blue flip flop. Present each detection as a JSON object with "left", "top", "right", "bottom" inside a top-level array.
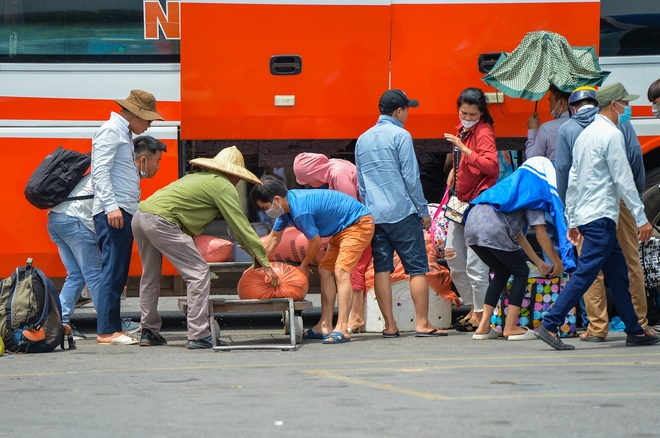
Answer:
[
  {"left": 302, "top": 328, "right": 326, "bottom": 340},
  {"left": 322, "top": 331, "right": 351, "bottom": 344}
]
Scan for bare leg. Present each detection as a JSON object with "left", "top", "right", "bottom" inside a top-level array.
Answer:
[
  {"left": 502, "top": 305, "right": 527, "bottom": 337},
  {"left": 410, "top": 274, "right": 447, "bottom": 334},
  {"left": 475, "top": 304, "right": 494, "bottom": 335},
  {"left": 374, "top": 271, "right": 398, "bottom": 335},
  {"left": 311, "top": 267, "right": 336, "bottom": 335},
  {"left": 348, "top": 289, "right": 365, "bottom": 332},
  {"left": 332, "top": 269, "right": 353, "bottom": 338}
]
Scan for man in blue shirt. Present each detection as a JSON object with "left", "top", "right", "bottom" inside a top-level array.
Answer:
[
  {"left": 354, "top": 89, "right": 447, "bottom": 338},
  {"left": 251, "top": 178, "right": 374, "bottom": 344}
]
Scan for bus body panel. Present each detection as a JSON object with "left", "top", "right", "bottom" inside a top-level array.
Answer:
[
  {"left": 0, "top": 127, "right": 180, "bottom": 276},
  {"left": 180, "top": 3, "right": 391, "bottom": 140}
]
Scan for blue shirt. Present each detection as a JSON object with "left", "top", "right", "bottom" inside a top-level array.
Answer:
[
  {"left": 273, "top": 190, "right": 370, "bottom": 239},
  {"left": 355, "top": 115, "right": 429, "bottom": 224}
]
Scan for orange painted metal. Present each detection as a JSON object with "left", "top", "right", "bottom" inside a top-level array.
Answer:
[
  {"left": 0, "top": 136, "right": 179, "bottom": 276},
  {"left": 180, "top": 3, "right": 391, "bottom": 140}
]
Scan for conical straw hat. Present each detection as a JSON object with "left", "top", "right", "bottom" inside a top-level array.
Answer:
[{"left": 189, "top": 146, "right": 261, "bottom": 185}]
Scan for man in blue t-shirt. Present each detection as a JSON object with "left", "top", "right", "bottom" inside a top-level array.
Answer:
[{"left": 250, "top": 177, "right": 374, "bottom": 344}]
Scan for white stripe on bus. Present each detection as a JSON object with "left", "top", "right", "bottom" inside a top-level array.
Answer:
[{"left": 0, "top": 126, "right": 179, "bottom": 140}]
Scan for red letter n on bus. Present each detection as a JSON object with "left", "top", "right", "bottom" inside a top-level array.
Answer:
[{"left": 144, "top": 1, "right": 180, "bottom": 40}]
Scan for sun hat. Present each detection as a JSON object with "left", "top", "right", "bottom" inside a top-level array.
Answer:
[
  {"left": 379, "top": 89, "right": 419, "bottom": 114},
  {"left": 189, "top": 146, "right": 261, "bottom": 185},
  {"left": 115, "top": 90, "right": 164, "bottom": 121},
  {"left": 595, "top": 82, "right": 639, "bottom": 108}
]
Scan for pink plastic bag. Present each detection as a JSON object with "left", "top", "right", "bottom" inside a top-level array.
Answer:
[{"left": 426, "top": 187, "right": 450, "bottom": 258}]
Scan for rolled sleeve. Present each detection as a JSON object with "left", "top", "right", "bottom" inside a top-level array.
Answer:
[{"left": 91, "top": 131, "right": 119, "bottom": 214}]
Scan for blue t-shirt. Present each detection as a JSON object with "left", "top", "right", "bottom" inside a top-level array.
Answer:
[{"left": 273, "top": 190, "right": 370, "bottom": 239}]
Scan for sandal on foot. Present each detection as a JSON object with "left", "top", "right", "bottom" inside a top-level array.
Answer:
[
  {"left": 302, "top": 328, "right": 326, "bottom": 340},
  {"left": 415, "top": 328, "right": 448, "bottom": 337},
  {"left": 382, "top": 331, "right": 400, "bottom": 338},
  {"left": 322, "top": 331, "right": 351, "bottom": 344}
]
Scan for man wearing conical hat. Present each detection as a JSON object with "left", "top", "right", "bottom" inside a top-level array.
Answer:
[
  {"left": 132, "top": 146, "right": 280, "bottom": 349},
  {"left": 92, "top": 90, "right": 164, "bottom": 345}
]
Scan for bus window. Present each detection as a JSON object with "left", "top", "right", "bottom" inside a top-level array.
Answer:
[
  {"left": 600, "top": 0, "right": 660, "bottom": 57},
  {"left": 0, "top": 0, "right": 179, "bottom": 62}
]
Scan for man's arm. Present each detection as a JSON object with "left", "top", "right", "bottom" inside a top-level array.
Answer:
[
  {"left": 555, "top": 127, "right": 572, "bottom": 205},
  {"left": 525, "top": 124, "right": 548, "bottom": 159},
  {"left": 91, "top": 129, "right": 124, "bottom": 228},
  {"left": 619, "top": 121, "right": 645, "bottom": 198}
]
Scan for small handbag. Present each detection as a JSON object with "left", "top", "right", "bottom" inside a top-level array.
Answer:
[
  {"left": 444, "top": 129, "right": 482, "bottom": 225},
  {"left": 639, "top": 225, "right": 660, "bottom": 290}
]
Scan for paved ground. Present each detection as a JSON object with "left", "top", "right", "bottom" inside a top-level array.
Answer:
[{"left": 1, "top": 297, "right": 659, "bottom": 438}]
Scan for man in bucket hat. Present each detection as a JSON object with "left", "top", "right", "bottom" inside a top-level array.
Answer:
[
  {"left": 92, "top": 90, "right": 164, "bottom": 345},
  {"left": 132, "top": 146, "right": 280, "bottom": 349}
]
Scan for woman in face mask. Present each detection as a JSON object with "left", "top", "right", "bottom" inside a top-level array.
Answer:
[{"left": 443, "top": 87, "right": 500, "bottom": 332}]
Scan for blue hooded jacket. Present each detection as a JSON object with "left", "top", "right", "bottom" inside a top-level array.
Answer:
[{"left": 472, "top": 156, "right": 577, "bottom": 273}]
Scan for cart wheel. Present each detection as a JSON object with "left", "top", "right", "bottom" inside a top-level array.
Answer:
[
  {"left": 213, "top": 318, "right": 221, "bottom": 338},
  {"left": 294, "top": 316, "right": 303, "bottom": 344},
  {"left": 283, "top": 310, "right": 290, "bottom": 335}
]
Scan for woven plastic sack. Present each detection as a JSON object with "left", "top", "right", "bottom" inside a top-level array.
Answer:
[
  {"left": 237, "top": 262, "right": 309, "bottom": 301},
  {"left": 194, "top": 235, "right": 233, "bottom": 263},
  {"left": 261, "top": 227, "right": 328, "bottom": 265}
]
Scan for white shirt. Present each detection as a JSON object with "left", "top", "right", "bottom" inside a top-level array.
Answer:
[
  {"left": 565, "top": 114, "right": 647, "bottom": 229},
  {"left": 91, "top": 112, "right": 140, "bottom": 215},
  {"left": 49, "top": 174, "right": 95, "bottom": 232}
]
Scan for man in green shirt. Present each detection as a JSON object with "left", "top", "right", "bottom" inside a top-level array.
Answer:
[{"left": 132, "top": 146, "right": 279, "bottom": 349}]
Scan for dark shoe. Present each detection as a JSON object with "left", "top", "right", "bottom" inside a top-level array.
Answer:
[
  {"left": 185, "top": 336, "right": 229, "bottom": 349},
  {"left": 535, "top": 324, "right": 575, "bottom": 350},
  {"left": 579, "top": 330, "right": 605, "bottom": 342},
  {"left": 70, "top": 324, "right": 87, "bottom": 341},
  {"left": 139, "top": 328, "right": 167, "bottom": 347},
  {"left": 75, "top": 297, "right": 93, "bottom": 308},
  {"left": 626, "top": 332, "right": 660, "bottom": 346}
]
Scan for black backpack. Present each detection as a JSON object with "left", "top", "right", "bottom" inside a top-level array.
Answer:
[
  {"left": 0, "top": 259, "right": 75, "bottom": 353},
  {"left": 24, "top": 146, "right": 94, "bottom": 209}
]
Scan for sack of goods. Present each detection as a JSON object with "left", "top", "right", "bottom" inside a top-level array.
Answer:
[
  {"left": 194, "top": 235, "right": 233, "bottom": 262},
  {"left": 260, "top": 227, "right": 328, "bottom": 265},
  {"left": 24, "top": 146, "right": 93, "bottom": 209},
  {"left": 237, "top": 262, "right": 309, "bottom": 301},
  {"left": 0, "top": 258, "right": 75, "bottom": 353}
]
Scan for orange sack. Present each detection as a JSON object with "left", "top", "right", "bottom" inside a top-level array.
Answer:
[
  {"left": 237, "top": 262, "right": 309, "bottom": 301},
  {"left": 260, "top": 226, "right": 328, "bottom": 265},
  {"left": 194, "top": 235, "right": 233, "bottom": 262}
]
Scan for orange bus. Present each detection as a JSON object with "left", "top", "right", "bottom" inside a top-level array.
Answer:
[{"left": 1, "top": 0, "right": 658, "bottom": 279}]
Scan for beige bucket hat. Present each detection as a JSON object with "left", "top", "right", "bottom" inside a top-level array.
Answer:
[
  {"left": 190, "top": 146, "right": 261, "bottom": 185},
  {"left": 115, "top": 90, "right": 164, "bottom": 121}
]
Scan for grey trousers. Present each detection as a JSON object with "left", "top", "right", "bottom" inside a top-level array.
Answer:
[{"left": 132, "top": 210, "right": 211, "bottom": 340}]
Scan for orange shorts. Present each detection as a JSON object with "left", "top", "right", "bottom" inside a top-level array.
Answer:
[{"left": 319, "top": 215, "right": 374, "bottom": 275}]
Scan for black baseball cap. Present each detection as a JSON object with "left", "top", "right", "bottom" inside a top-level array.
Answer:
[{"left": 378, "top": 89, "right": 419, "bottom": 114}]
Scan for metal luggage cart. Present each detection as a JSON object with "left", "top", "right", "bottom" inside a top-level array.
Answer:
[{"left": 177, "top": 297, "right": 312, "bottom": 351}]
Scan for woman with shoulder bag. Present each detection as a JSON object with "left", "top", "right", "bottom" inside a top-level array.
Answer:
[{"left": 443, "top": 88, "right": 500, "bottom": 331}]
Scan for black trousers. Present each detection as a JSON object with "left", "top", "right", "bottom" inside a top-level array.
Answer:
[{"left": 470, "top": 245, "right": 529, "bottom": 308}]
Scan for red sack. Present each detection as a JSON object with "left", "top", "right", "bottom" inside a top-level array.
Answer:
[
  {"left": 260, "top": 227, "right": 328, "bottom": 265},
  {"left": 194, "top": 235, "right": 233, "bottom": 262},
  {"left": 237, "top": 262, "right": 309, "bottom": 301}
]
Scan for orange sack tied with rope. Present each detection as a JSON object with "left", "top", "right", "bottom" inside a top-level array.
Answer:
[{"left": 237, "top": 262, "right": 309, "bottom": 301}]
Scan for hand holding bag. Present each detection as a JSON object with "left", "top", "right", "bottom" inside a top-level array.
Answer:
[{"left": 444, "top": 129, "right": 482, "bottom": 225}]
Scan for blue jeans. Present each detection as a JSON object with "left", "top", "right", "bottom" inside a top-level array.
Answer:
[
  {"left": 94, "top": 209, "right": 133, "bottom": 335},
  {"left": 47, "top": 212, "right": 102, "bottom": 325},
  {"left": 541, "top": 218, "right": 643, "bottom": 336},
  {"left": 372, "top": 214, "right": 429, "bottom": 276}
]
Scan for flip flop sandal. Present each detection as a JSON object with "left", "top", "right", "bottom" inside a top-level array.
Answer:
[
  {"left": 455, "top": 321, "right": 477, "bottom": 332},
  {"left": 302, "top": 328, "right": 326, "bottom": 340},
  {"left": 322, "top": 331, "right": 351, "bottom": 344}
]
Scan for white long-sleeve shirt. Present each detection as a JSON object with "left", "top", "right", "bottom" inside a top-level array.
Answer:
[
  {"left": 91, "top": 112, "right": 140, "bottom": 216},
  {"left": 565, "top": 114, "right": 648, "bottom": 229}
]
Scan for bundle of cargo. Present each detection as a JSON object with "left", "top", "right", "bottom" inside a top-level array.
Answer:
[{"left": 363, "top": 235, "right": 459, "bottom": 332}]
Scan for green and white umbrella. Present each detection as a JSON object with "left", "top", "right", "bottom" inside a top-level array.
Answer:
[{"left": 482, "top": 31, "right": 610, "bottom": 101}]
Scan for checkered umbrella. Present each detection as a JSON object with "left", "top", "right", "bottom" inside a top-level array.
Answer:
[{"left": 481, "top": 31, "right": 610, "bottom": 101}]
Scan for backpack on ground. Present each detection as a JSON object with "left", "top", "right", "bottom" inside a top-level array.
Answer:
[
  {"left": 0, "top": 258, "right": 75, "bottom": 353},
  {"left": 24, "top": 146, "right": 93, "bottom": 209}
]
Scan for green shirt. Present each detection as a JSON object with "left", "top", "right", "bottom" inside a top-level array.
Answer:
[{"left": 139, "top": 170, "right": 270, "bottom": 267}]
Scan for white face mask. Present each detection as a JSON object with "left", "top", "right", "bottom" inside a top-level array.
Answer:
[
  {"left": 265, "top": 200, "right": 284, "bottom": 219},
  {"left": 653, "top": 102, "right": 660, "bottom": 119},
  {"left": 139, "top": 158, "right": 148, "bottom": 179},
  {"left": 460, "top": 118, "right": 479, "bottom": 129},
  {"left": 551, "top": 101, "right": 563, "bottom": 119}
]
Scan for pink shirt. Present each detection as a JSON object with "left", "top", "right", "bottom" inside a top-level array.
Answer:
[{"left": 293, "top": 153, "right": 360, "bottom": 201}]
